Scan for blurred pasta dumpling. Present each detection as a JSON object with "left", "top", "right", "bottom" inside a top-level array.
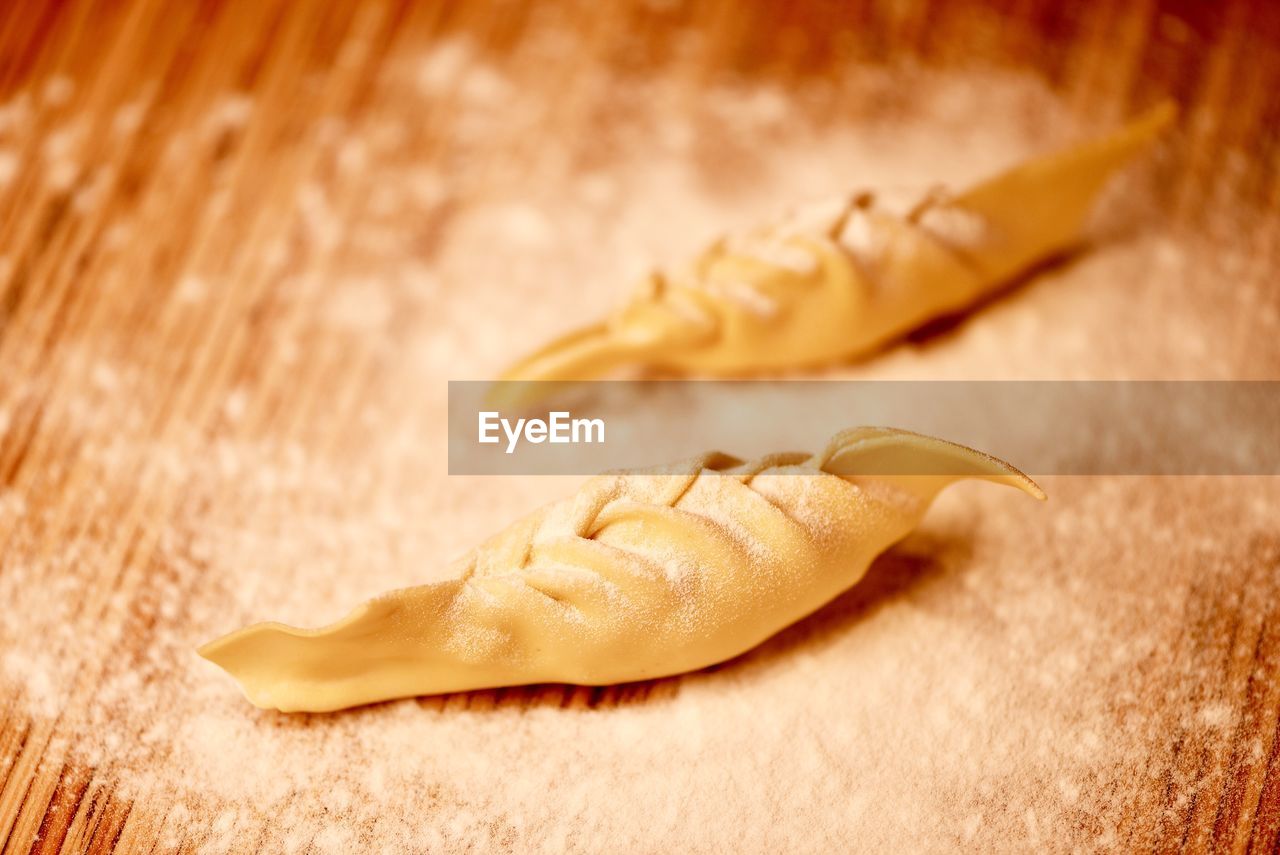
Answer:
[{"left": 493, "top": 103, "right": 1174, "bottom": 400}]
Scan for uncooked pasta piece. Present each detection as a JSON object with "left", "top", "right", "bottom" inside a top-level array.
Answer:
[
  {"left": 493, "top": 104, "right": 1174, "bottom": 398},
  {"left": 199, "top": 428, "right": 1044, "bottom": 712}
]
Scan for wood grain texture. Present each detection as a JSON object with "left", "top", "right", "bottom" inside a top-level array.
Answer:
[{"left": 0, "top": 0, "right": 1279, "bottom": 852}]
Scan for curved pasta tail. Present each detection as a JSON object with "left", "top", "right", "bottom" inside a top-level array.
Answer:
[
  {"left": 954, "top": 100, "right": 1177, "bottom": 280},
  {"left": 816, "top": 426, "right": 1045, "bottom": 501},
  {"left": 198, "top": 581, "right": 468, "bottom": 712},
  {"left": 488, "top": 322, "right": 654, "bottom": 406}
]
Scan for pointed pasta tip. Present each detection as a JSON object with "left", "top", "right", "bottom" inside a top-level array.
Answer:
[{"left": 818, "top": 426, "right": 1044, "bottom": 500}]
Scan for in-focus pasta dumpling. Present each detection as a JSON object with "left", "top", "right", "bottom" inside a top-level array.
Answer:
[
  {"left": 200, "top": 428, "right": 1044, "bottom": 712},
  {"left": 493, "top": 104, "right": 1173, "bottom": 401}
]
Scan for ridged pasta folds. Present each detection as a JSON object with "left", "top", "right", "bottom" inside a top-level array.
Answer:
[
  {"left": 200, "top": 428, "right": 1044, "bottom": 712},
  {"left": 494, "top": 104, "right": 1173, "bottom": 397}
]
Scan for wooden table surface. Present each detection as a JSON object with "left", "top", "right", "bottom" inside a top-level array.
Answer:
[{"left": 1, "top": 1, "right": 1279, "bottom": 852}]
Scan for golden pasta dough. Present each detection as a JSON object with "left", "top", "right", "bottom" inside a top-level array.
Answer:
[
  {"left": 200, "top": 428, "right": 1044, "bottom": 712},
  {"left": 493, "top": 104, "right": 1173, "bottom": 397}
]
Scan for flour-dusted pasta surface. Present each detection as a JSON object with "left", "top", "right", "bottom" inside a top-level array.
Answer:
[
  {"left": 494, "top": 105, "right": 1172, "bottom": 395},
  {"left": 199, "top": 428, "right": 1043, "bottom": 711}
]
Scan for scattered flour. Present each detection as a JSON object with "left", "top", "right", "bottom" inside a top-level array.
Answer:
[{"left": 0, "top": 17, "right": 1276, "bottom": 855}]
